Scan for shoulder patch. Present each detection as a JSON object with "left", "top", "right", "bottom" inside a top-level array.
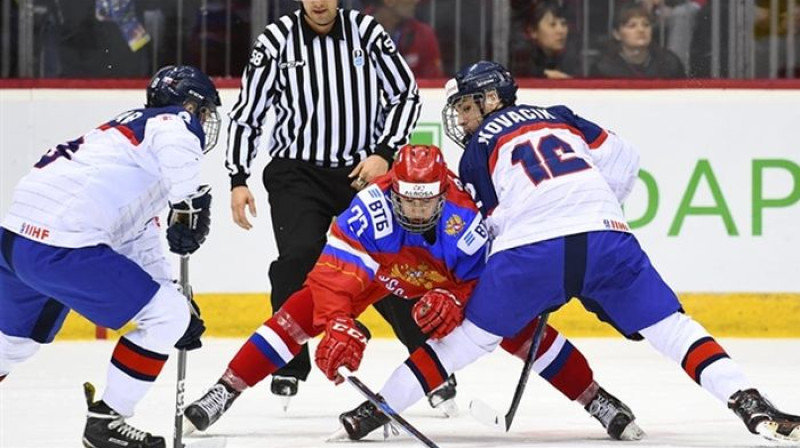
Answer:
[
  {"left": 360, "top": 185, "right": 393, "bottom": 239},
  {"left": 457, "top": 215, "right": 488, "bottom": 256}
]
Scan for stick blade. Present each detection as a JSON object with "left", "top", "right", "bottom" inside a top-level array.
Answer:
[{"left": 468, "top": 399, "right": 509, "bottom": 432}]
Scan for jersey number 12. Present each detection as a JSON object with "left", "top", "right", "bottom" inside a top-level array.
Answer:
[{"left": 511, "top": 134, "right": 590, "bottom": 186}]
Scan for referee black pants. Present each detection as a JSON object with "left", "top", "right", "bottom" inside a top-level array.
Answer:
[{"left": 263, "top": 159, "right": 426, "bottom": 381}]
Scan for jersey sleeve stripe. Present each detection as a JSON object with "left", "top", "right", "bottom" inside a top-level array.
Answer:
[{"left": 325, "top": 235, "right": 380, "bottom": 277}]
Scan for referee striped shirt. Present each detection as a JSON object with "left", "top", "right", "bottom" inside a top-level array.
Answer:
[{"left": 226, "top": 8, "right": 421, "bottom": 187}]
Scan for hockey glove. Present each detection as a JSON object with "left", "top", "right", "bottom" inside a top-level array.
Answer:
[
  {"left": 167, "top": 185, "right": 212, "bottom": 255},
  {"left": 413, "top": 288, "right": 464, "bottom": 339},
  {"left": 175, "top": 297, "right": 206, "bottom": 351},
  {"left": 315, "top": 316, "right": 371, "bottom": 384}
]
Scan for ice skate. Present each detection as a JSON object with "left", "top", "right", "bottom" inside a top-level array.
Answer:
[
  {"left": 331, "top": 399, "right": 393, "bottom": 441},
  {"left": 82, "top": 382, "right": 165, "bottom": 448},
  {"left": 270, "top": 375, "right": 298, "bottom": 412},
  {"left": 183, "top": 382, "right": 240, "bottom": 432},
  {"left": 729, "top": 389, "right": 800, "bottom": 442},
  {"left": 584, "top": 387, "right": 645, "bottom": 441},
  {"left": 427, "top": 374, "right": 459, "bottom": 417}
]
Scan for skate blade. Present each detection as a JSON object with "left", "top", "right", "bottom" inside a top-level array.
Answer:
[
  {"left": 280, "top": 396, "right": 292, "bottom": 413},
  {"left": 325, "top": 427, "right": 351, "bottom": 442},
  {"left": 434, "top": 398, "right": 459, "bottom": 418},
  {"left": 183, "top": 416, "right": 199, "bottom": 436},
  {"left": 756, "top": 421, "right": 800, "bottom": 443},
  {"left": 618, "top": 420, "right": 646, "bottom": 441}
]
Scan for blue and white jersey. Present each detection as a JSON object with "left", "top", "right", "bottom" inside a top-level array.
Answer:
[
  {"left": 458, "top": 104, "right": 640, "bottom": 255},
  {"left": 2, "top": 106, "right": 206, "bottom": 249}
]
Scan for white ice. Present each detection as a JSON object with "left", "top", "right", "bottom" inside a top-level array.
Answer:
[{"left": 1, "top": 338, "right": 798, "bottom": 448}]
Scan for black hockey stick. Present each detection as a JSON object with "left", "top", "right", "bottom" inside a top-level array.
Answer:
[
  {"left": 469, "top": 312, "right": 551, "bottom": 432},
  {"left": 338, "top": 367, "right": 440, "bottom": 448}
]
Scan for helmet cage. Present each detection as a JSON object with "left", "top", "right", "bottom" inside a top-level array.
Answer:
[
  {"left": 390, "top": 187, "right": 446, "bottom": 233},
  {"left": 390, "top": 144, "right": 448, "bottom": 233},
  {"left": 442, "top": 91, "right": 487, "bottom": 149},
  {"left": 200, "top": 107, "right": 221, "bottom": 153}
]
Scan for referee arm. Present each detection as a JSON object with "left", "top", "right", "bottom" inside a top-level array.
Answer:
[
  {"left": 349, "top": 25, "right": 422, "bottom": 186},
  {"left": 225, "top": 35, "right": 281, "bottom": 229}
]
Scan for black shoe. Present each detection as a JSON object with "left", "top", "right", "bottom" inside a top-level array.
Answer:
[
  {"left": 427, "top": 374, "right": 458, "bottom": 417},
  {"left": 584, "top": 387, "right": 645, "bottom": 441},
  {"left": 184, "top": 382, "right": 240, "bottom": 432},
  {"left": 82, "top": 383, "right": 164, "bottom": 448},
  {"left": 338, "top": 400, "right": 391, "bottom": 441},
  {"left": 729, "top": 389, "right": 800, "bottom": 441}
]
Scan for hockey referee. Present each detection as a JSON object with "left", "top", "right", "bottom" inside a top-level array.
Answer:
[{"left": 225, "top": 0, "right": 421, "bottom": 404}]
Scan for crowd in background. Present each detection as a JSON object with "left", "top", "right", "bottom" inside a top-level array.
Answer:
[{"left": 3, "top": 0, "right": 799, "bottom": 79}]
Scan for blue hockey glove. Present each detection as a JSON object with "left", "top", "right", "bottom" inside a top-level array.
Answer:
[
  {"left": 167, "top": 185, "right": 212, "bottom": 255},
  {"left": 175, "top": 297, "right": 205, "bottom": 351}
]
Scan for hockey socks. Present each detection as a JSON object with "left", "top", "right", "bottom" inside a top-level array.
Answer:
[
  {"left": 227, "top": 289, "right": 317, "bottom": 388},
  {"left": 104, "top": 336, "right": 168, "bottom": 416},
  {"left": 500, "top": 318, "right": 594, "bottom": 402},
  {"left": 640, "top": 312, "right": 750, "bottom": 403}
]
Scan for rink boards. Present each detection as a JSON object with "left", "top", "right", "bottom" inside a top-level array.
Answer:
[{"left": 56, "top": 292, "right": 800, "bottom": 340}]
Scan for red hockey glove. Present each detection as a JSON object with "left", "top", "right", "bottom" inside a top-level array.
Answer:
[
  {"left": 315, "top": 316, "right": 371, "bottom": 384},
  {"left": 413, "top": 288, "right": 464, "bottom": 339}
]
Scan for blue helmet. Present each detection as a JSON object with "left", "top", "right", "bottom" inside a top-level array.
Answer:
[
  {"left": 146, "top": 65, "right": 222, "bottom": 152},
  {"left": 452, "top": 61, "right": 517, "bottom": 107},
  {"left": 442, "top": 61, "right": 518, "bottom": 148}
]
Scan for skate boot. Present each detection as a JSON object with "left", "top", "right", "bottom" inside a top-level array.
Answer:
[
  {"left": 334, "top": 400, "right": 393, "bottom": 441},
  {"left": 427, "top": 374, "right": 459, "bottom": 417},
  {"left": 729, "top": 389, "right": 800, "bottom": 442},
  {"left": 585, "top": 387, "right": 645, "bottom": 441},
  {"left": 183, "top": 382, "right": 240, "bottom": 432},
  {"left": 270, "top": 375, "right": 298, "bottom": 412},
  {"left": 82, "top": 382, "right": 165, "bottom": 448}
]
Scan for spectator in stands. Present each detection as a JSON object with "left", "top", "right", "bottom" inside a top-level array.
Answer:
[
  {"left": 510, "top": 0, "right": 581, "bottom": 78},
  {"left": 753, "top": 0, "right": 800, "bottom": 78},
  {"left": 639, "top": 0, "right": 704, "bottom": 72},
  {"left": 368, "top": 0, "right": 444, "bottom": 78},
  {"left": 590, "top": 3, "right": 686, "bottom": 78}
]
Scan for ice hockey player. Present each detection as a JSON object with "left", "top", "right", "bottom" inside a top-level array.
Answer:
[
  {"left": 315, "top": 60, "right": 800, "bottom": 444},
  {"left": 0, "top": 65, "right": 219, "bottom": 448},
  {"left": 183, "top": 144, "right": 645, "bottom": 442}
]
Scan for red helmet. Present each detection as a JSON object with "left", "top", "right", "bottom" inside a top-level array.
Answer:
[{"left": 390, "top": 145, "right": 449, "bottom": 233}]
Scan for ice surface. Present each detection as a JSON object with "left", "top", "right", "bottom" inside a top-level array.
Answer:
[{"left": 2, "top": 338, "right": 798, "bottom": 448}]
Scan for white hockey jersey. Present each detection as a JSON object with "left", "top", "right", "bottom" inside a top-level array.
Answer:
[
  {"left": 458, "top": 104, "right": 640, "bottom": 255},
  {"left": 2, "top": 106, "right": 206, "bottom": 249}
]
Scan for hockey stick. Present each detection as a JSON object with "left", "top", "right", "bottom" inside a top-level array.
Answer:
[
  {"left": 173, "top": 256, "right": 226, "bottom": 448},
  {"left": 174, "top": 255, "right": 190, "bottom": 448},
  {"left": 469, "top": 312, "right": 551, "bottom": 432},
  {"left": 337, "top": 367, "right": 440, "bottom": 448}
]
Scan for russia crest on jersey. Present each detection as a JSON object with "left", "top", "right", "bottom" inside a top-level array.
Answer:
[{"left": 444, "top": 214, "right": 464, "bottom": 236}]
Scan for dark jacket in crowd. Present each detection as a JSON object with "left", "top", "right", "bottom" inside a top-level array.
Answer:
[{"left": 590, "top": 45, "right": 686, "bottom": 79}]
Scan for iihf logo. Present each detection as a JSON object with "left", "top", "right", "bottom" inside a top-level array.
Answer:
[{"left": 353, "top": 48, "right": 364, "bottom": 67}]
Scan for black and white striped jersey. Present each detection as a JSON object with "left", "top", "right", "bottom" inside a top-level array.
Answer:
[{"left": 226, "top": 8, "right": 421, "bottom": 187}]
